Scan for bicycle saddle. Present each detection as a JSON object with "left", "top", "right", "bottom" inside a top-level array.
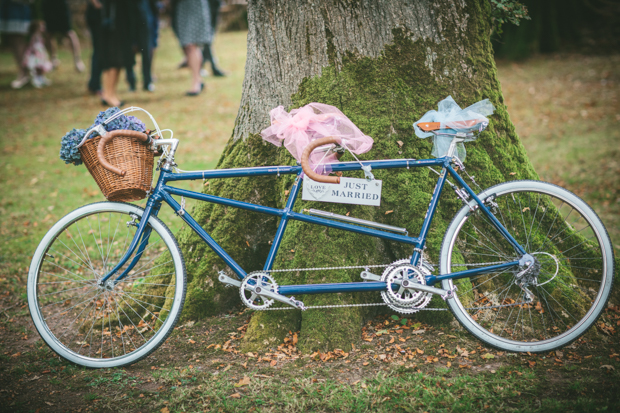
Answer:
[{"left": 417, "top": 119, "right": 488, "bottom": 132}]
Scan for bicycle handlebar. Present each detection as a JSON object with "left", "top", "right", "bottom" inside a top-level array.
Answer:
[
  {"left": 97, "top": 130, "right": 150, "bottom": 176},
  {"left": 300, "top": 136, "right": 342, "bottom": 184}
]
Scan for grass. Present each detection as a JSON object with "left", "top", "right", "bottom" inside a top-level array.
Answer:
[{"left": 0, "top": 28, "right": 619, "bottom": 412}]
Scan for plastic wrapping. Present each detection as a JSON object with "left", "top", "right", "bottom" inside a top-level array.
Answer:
[
  {"left": 413, "top": 96, "right": 495, "bottom": 161},
  {"left": 261, "top": 103, "right": 373, "bottom": 175}
]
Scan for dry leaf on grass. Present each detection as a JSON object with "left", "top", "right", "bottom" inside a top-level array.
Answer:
[{"left": 234, "top": 376, "right": 251, "bottom": 387}]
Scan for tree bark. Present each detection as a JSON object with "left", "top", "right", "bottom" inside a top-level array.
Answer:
[{"left": 178, "top": 0, "right": 539, "bottom": 352}]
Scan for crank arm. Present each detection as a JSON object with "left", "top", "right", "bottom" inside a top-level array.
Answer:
[
  {"left": 254, "top": 287, "right": 306, "bottom": 310},
  {"left": 218, "top": 271, "right": 241, "bottom": 288},
  {"left": 399, "top": 279, "right": 456, "bottom": 300},
  {"left": 360, "top": 271, "right": 381, "bottom": 281}
]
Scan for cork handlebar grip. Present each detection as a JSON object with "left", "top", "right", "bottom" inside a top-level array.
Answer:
[
  {"left": 97, "top": 130, "right": 149, "bottom": 176},
  {"left": 300, "top": 136, "right": 341, "bottom": 184}
]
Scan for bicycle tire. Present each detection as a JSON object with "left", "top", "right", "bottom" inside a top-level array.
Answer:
[
  {"left": 28, "top": 202, "right": 186, "bottom": 368},
  {"left": 439, "top": 180, "right": 614, "bottom": 352}
]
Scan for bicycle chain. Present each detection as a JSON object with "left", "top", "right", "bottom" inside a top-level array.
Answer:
[
  {"left": 257, "top": 300, "right": 528, "bottom": 312},
  {"left": 264, "top": 261, "right": 506, "bottom": 274},
  {"left": 256, "top": 261, "right": 519, "bottom": 311}
]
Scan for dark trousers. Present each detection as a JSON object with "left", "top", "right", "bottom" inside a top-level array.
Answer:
[
  {"left": 86, "top": 4, "right": 102, "bottom": 92},
  {"left": 126, "top": 0, "right": 154, "bottom": 90}
]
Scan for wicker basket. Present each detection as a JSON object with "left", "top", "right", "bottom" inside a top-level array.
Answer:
[{"left": 79, "top": 131, "right": 154, "bottom": 202}]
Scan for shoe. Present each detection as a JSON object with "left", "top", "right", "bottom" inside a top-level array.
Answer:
[
  {"left": 185, "top": 83, "right": 204, "bottom": 96},
  {"left": 178, "top": 61, "right": 188, "bottom": 69},
  {"left": 101, "top": 99, "right": 125, "bottom": 108},
  {"left": 200, "top": 68, "right": 208, "bottom": 77},
  {"left": 212, "top": 68, "right": 226, "bottom": 77},
  {"left": 145, "top": 83, "right": 155, "bottom": 92},
  {"left": 32, "top": 76, "right": 52, "bottom": 88},
  {"left": 10, "top": 75, "right": 29, "bottom": 89},
  {"left": 75, "top": 60, "right": 86, "bottom": 73}
]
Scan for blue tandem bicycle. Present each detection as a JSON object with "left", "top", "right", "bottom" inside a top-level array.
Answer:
[{"left": 27, "top": 109, "right": 615, "bottom": 368}]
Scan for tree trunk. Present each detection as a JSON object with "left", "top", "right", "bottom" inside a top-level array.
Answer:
[{"left": 178, "top": 0, "right": 539, "bottom": 352}]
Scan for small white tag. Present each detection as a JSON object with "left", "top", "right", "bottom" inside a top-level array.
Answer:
[{"left": 302, "top": 176, "right": 382, "bottom": 206}]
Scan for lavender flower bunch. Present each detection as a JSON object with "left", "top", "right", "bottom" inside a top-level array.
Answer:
[{"left": 59, "top": 107, "right": 147, "bottom": 165}]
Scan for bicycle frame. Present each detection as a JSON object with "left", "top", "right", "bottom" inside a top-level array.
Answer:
[{"left": 100, "top": 155, "right": 526, "bottom": 297}]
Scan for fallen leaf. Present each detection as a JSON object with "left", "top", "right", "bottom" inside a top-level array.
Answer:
[
  {"left": 363, "top": 362, "right": 369, "bottom": 366},
  {"left": 385, "top": 210, "right": 394, "bottom": 215},
  {"left": 482, "top": 353, "right": 495, "bottom": 359},
  {"left": 188, "top": 339, "right": 196, "bottom": 344},
  {"left": 230, "top": 393, "right": 241, "bottom": 399},
  {"left": 397, "top": 141, "right": 404, "bottom": 148},
  {"left": 509, "top": 172, "right": 516, "bottom": 176},
  {"left": 270, "top": 360, "right": 277, "bottom": 367},
  {"left": 45, "top": 402, "right": 53, "bottom": 406},
  {"left": 234, "top": 376, "right": 251, "bottom": 387},
  {"left": 160, "top": 408, "right": 170, "bottom": 413},
  {"left": 601, "top": 365, "right": 615, "bottom": 370}
]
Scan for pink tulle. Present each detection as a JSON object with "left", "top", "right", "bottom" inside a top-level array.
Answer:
[{"left": 261, "top": 103, "right": 374, "bottom": 175}]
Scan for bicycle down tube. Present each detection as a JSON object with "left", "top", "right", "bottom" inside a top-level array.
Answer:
[{"left": 102, "top": 156, "right": 523, "bottom": 293}]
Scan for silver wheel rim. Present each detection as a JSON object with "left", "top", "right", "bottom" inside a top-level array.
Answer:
[
  {"left": 441, "top": 181, "right": 612, "bottom": 352},
  {"left": 28, "top": 203, "right": 185, "bottom": 368}
]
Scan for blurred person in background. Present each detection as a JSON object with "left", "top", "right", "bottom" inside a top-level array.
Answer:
[
  {"left": 86, "top": 0, "right": 102, "bottom": 95},
  {"left": 42, "top": 0, "right": 85, "bottom": 72},
  {"left": 201, "top": 0, "right": 224, "bottom": 77},
  {"left": 99, "top": 0, "right": 133, "bottom": 107},
  {"left": 23, "top": 20, "right": 52, "bottom": 88},
  {"left": 171, "top": 0, "right": 212, "bottom": 96},
  {"left": 126, "top": 0, "right": 156, "bottom": 92},
  {"left": 0, "top": 0, "right": 32, "bottom": 89},
  {"left": 178, "top": 0, "right": 224, "bottom": 77}
]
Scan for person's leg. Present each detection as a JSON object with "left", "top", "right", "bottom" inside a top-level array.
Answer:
[
  {"left": 86, "top": 5, "right": 102, "bottom": 93},
  {"left": 88, "top": 31, "right": 102, "bottom": 92},
  {"left": 44, "top": 32, "right": 60, "bottom": 68},
  {"left": 203, "top": 42, "right": 224, "bottom": 76},
  {"left": 184, "top": 43, "right": 203, "bottom": 94},
  {"left": 126, "top": 61, "right": 137, "bottom": 92},
  {"left": 9, "top": 34, "right": 28, "bottom": 88},
  {"left": 66, "top": 30, "right": 85, "bottom": 72},
  {"left": 141, "top": 46, "right": 153, "bottom": 90},
  {"left": 101, "top": 67, "right": 122, "bottom": 107}
]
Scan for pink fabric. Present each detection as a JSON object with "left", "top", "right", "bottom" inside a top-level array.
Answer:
[{"left": 261, "top": 103, "right": 374, "bottom": 175}]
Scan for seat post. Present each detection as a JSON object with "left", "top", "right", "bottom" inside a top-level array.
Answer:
[{"left": 446, "top": 136, "right": 465, "bottom": 158}]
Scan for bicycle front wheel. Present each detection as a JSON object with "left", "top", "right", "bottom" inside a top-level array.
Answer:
[
  {"left": 28, "top": 202, "right": 186, "bottom": 368},
  {"left": 439, "top": 180, "right": 614, "bottom": 352}
]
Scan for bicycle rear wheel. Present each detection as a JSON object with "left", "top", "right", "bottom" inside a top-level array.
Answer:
[
  {"left": 439, "top": 180, "right": 614, "bottom": 352},
  {"left": 28, "top": 202, "right": 186, "bottom": 368}
]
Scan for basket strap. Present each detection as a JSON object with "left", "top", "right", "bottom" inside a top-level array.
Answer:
[{"left": 97, "top": 130, "right": 149, "bottom": 176}]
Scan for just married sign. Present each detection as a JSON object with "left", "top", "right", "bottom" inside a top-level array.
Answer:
[{"left": 302, "top": 177, "right": 382, "bottom": 206}]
